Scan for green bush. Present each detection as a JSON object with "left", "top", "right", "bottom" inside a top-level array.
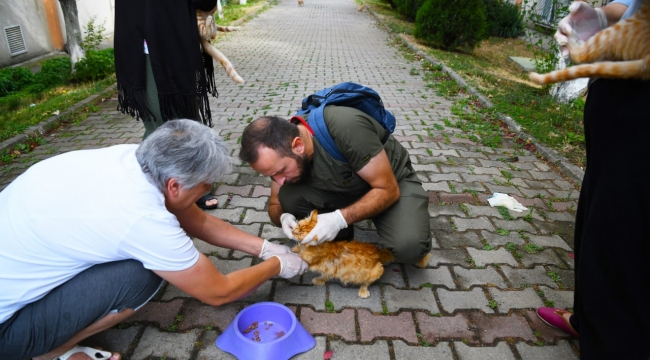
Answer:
[
  {"left": 414, "top": 0, "right": 488, "bottom": 51},
  {"left": 28, "top": 57, "right": 71, "bottom": 93},
  {"left": 0, "top": 67, "right": 34, "bottom": 97},
  {"left": 394, "top": 0, "right": 426, "bottom": 21},
  {"left": 484, "top": 0, "right": 524, "bottom": 38},
  {"left": 73, "top": 48, "right": 115, "bottom": 82}
]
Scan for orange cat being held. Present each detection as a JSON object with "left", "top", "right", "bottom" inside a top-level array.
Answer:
[
  {"left": 529, "top": 0, "right": 650, "bottom": 84},
  {"left": 290, "top": 210, "right": 394, "bottom": 298}
]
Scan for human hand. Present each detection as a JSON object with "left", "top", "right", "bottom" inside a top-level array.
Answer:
[
  {"left": 272, "top": 253, "right": 309, "bottom": 278},
  {"left": 301, "top": 210, "right": 347, "bottom": 245},
  {"left": 488, "top": 193, "right": 528, "bottom": 213},
  {"left": 259, "top": 239, "right": 292, "bottom": 260},
  {"left": 280, "top": 213, "right": 298, "bottom": 240},
  {"left": 554, "top": 1, "right": 607, "bottom": 58}
]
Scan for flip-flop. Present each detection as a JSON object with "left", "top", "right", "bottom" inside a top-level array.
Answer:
[
  {"left": 55, "top": 345, "right": 114, "bottom": 360},
  {"left": 536, "top": 307, "right": 579, "bottom": 338},
  {"left": 196, "top": 194, "right": 218, "bottom": 210}
]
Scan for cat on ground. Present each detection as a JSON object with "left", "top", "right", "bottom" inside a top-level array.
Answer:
[
  {"left": 291, "top": 210, "right": 394, "bottom": 298},
  {"left": 291, "top": 210, "right": 431, "bottom": 298},
  {"left": 529, "top": 0, "right": 650, "bottom": 84}
]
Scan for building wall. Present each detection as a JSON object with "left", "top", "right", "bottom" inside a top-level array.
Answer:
[
  {"left": 0, "top": 0, "right": 55, "bottom": 67},
  {"left": 0, "top": 0, "right": 115, "bottom": 68}
]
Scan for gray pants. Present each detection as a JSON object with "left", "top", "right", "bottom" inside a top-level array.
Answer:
[
  {"left": 279, "top": 175, "right": 431, "bottom": 265},
  {"left": 142, "top": 54, "right": 164, "bottom": 140},
  {"left": 0, "top": 260, "right": 163, "bottom": 360}
]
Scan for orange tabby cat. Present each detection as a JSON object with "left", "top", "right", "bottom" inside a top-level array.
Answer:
[
  {"left": 196, "top": 9, "right": 245, "bottom": 84},
  {"left": 529, "top": 0, "right": 650, "bottom": 84},
  {"left": 291, "top": 210, "right": 394, "bottom": 298}
]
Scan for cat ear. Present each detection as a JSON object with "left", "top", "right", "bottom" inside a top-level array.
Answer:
[{"left": 310, "top": 209, "right": 318, "bottom": 221}]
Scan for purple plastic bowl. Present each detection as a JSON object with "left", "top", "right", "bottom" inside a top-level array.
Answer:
[{"left": 216, "top": 302, "right": 315, "bottom": 360}]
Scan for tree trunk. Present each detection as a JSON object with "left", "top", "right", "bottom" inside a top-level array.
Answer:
[{"left": 58, "top": 0, "right": 85, "bottom": 68}]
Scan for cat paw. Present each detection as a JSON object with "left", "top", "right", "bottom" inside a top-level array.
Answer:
[
  {"left": 566, "top": 30, "right": 588, "bottom": 63},
  {"left": 358, "top": 289, "right": 370, "bottom": 298},
  {"left": 415, "top": 252, "right": 432, "bottom": 268},
  {"left": 312, "top": 278, "right": 327, "bottom": 286}
]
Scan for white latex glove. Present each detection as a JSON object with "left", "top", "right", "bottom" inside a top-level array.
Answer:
[
  {"left": 280, "top": 213, "right": 298, "bottom": 240},
  {"left": 272, "top": 253, "right": 309, "bottom": 278},
  {"left": 301, "top": 210, "right": 348, "bottom": 245},
  {"left": 488, "top": 193, "right": 529, "bottom": 213},
  {"left": 554, "top": 1, "right": 607, "bottom": 58},
  {"left": 259, "top": 239, "right": 292, "bottom": 260}
]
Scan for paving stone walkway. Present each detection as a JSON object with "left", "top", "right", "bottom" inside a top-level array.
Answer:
[{"left": 0, "top": 0, "right": 581, "bottom": 358}]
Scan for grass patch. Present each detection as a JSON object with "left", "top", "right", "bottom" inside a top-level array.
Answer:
[
  {"left": 365, "top": 0, "right": 585, "bottom": 167},
  {"left": 215, "top": 0, "right": 270, "bottom": 26},
  {"left": 0, "top": 76, "right": 115, "bottom": 143}
]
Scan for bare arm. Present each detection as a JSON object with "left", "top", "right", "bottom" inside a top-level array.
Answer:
[
  {"left": 338, "top": 149, "right": 400, "bottom": 224},
  {"left": 268, "top": 180, "right": 283, "bottom": 227},
  {"left": 173, "top": 204, "right": 264, "bottom": 256},
  {"left": 154, "top": 254, "right": 280, "bottom": 306},
  {"left": 602, "top": 3, "right": 628, "bottom": 25}
]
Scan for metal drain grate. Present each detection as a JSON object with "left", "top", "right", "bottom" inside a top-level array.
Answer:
[{"left": 4, "top": 25, "right": 27, "bottom": 56}]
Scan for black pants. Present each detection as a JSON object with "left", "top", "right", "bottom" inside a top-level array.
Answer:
[
  {"left": 0, "top": 260, "right": 163, "bottom": 360},
  {"left": 572, "top": 78, "right": 650, "bottom": 359}
]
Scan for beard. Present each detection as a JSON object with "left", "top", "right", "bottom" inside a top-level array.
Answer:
[{"left": 290, "top": 153, "right": 311, "bottom": 184}]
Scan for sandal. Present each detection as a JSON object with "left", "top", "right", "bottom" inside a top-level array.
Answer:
[
  {"left": 55, "top": 345, "right": 117, "bottom": 360},
  {"left": 196, "top": 194, "right": 219, "bottom": 210},
  {"left": 536, "top": 307, "right": 579, "bottom": 338}
]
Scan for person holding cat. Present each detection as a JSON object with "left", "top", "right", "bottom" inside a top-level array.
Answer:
[
  {"left": 535, "top": 0, "right": 650, "bottom": 358},
  {"left": 0, "top": 120, "right": 307, "bottom": 360},
  {"left": 239, "top": 106, "right": 432, "bottom": 267}
]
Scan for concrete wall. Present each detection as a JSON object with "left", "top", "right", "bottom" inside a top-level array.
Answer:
[
  {"left": 0, "top": 0, "right": 115, "bottom": 68},
  {"left": 0, "top": 0, "right": 55, "bottom": 67}
]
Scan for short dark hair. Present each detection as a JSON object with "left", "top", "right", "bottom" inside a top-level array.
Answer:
[{"left": 239, "top": 116, "right": 299, "bottom": 164}]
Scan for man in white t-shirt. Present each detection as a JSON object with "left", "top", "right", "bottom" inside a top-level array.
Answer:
[{"left": 0, "top": 119, "right": 307, "bottom": 360}]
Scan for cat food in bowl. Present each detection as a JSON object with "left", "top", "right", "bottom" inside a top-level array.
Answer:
[{"left": 216, "top": 302, "right": 315, "bottom": 360}]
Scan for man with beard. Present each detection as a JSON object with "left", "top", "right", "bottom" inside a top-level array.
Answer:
[{"left": 239, "top": 106, "right": 432, "bottom": 266}]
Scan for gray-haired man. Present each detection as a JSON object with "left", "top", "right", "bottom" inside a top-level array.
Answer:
[{"left": 0, "top": 119, "right": 306, "bottom": 360}]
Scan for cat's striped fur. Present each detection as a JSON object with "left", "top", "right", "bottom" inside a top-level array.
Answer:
[
  {"left": 529, "top": 0, "right": 650, "bottom": 84},
  {"left": 197, "top": 9, "right": 245, "bottom": 84}
]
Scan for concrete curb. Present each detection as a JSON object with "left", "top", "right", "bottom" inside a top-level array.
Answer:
[
  {"left": 0, "top": 84, "right": 117, "bottom": 155},
  {"left": 366, "top": 7, "right": 585, "bottom": 184}
]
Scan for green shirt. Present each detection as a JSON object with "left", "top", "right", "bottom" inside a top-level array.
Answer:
[{"left": 301, "top": 105, "right": 415, "bottom": 194}]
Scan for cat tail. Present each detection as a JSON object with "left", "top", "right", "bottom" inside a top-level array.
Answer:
[
  {"left": 216, "top": 25, "right": 241, "bottom": 32},
  {"left": 200, "top": 38, "right": 245, "bottom": 84},
  {"left": 529, "top": 57, "right": 650, "bottom": 85},
  {"left": 378, "top": 249, "right": 395, "bottom": 265}
]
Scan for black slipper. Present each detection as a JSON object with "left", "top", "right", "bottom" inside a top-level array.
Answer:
[{"left": 196, "top": 194, "right": 218, "bottom": 210}]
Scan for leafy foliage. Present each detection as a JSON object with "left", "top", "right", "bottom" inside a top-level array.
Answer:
[
  {"left": 81, "top": 16, "right": 107, "bottom": 51},
  {"left": 393, "top": 0, "right": 426, "bottom": 21},
  {"left": 0, "top": 67, "right": 33, "bottom": 97},
  {"left": 520, "top": 0, "right": 566, "bottom": 74},
  {"left": 73, "top": 49, "right": 115, "bottom": 82},
  {"left": 27, "top": 57, "right": 72, "bottom": 93},
  {"left": 414, "top": 0, "right": 488, "bottom": 51},
  {"left": 484, "top": 0, "right": 525, "bottom": 38}
]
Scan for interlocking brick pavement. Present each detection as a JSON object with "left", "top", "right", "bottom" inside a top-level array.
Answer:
[{"left": 0, "top": 0, "right": 582, "bottom": 358}]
